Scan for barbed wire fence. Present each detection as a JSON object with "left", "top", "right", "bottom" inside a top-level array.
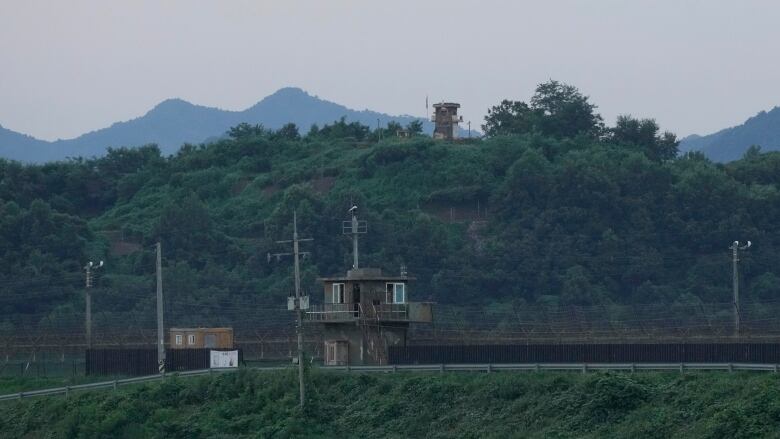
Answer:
[{"left": 3, "top": 298, "right": 780, "bottom": 377}]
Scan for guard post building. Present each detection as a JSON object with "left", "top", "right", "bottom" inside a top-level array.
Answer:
[
  {"left": 431, "top": 102, "right": 462, "bottom": 140},
  {"left": 306, "top": 208, "right": 433, "bottom": 365}
]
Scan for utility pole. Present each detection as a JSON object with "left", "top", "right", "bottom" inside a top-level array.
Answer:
[
  {"left": 377, "top": 118, "right": 382, "bottom": 142},
  {"left": 730, "top": 240, "right": 751, "bottom": 337},
  {"left": 156, "top": 242, "right": 165, "bottom": 374},
  {"left": 468, "top": 121, "right": 471, "bottom": 138},
  {"left": 270, "top": 211, "right": 312, "bottom": 407},
  {"left": 83, "top": 260, "right": 103, "bottom": 350}
]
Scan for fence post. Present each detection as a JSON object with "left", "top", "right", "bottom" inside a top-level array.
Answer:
[
  {"left": 65, "top": 386, "right": 70, "bottom": 399},
  {"left": 113, "top": 380, "right": 118, "bottom": 390},
  {"left": 728, "top": 363, "right": 733, "bottom": 373},
  {"left": 630, "top": 363, "right": 636, "bottom": 373},
  {"left": 582, "top": 364, "right": 588, "bottom": 374},
  {"left": 439, "top": 364, "right": 444, "bottom": 373},
  {"left": 679, "top": 363, "right": 684, "bottom": 374},
  {"left": 486, "top": 364, "right": 491, "bottom": 374}
]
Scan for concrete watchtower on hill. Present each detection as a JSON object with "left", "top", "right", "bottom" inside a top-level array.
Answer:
[
  {"left": 306, "top": 207, "right": 433, "bottom": 365},
  {"left": 432, "top": 102, "right": 462, "bottom": 140}
]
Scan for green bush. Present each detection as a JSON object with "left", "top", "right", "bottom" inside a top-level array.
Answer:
[{"left": 6, "top": 371, "right": 780, "bottom": 438}]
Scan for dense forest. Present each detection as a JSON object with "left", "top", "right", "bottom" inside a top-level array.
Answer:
[
  {"left": 1, "top": 81, "right": 780, "bottom": 329},
  {"left": 4, "top": 369, "right": 780, "bottom": 438}
]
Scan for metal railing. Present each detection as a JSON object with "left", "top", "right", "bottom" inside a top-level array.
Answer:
[
  {"left": 0, "top": 368, "right": 244, "bottom": 402},
  {"left": 305, "top": 303, "right": 360, "bottom": 321},
  {"left": 2, "top": 362, "right": 780, "bottom": 402},
  {"left": 305, "top": 303, "right": 410, "bottom": 322},
  {"left": 322, "top": 362, "right": 780, "bottom": 373}
]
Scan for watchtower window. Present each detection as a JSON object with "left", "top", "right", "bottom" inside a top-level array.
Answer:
[
  {"left": 387, "top": 283, "right": 406, "bottom": 304},
  {"left": 175, "top": 334, "right": 183, "bottom": 345},
  {"left": 332, "top": 283, "right": 345, "bottom": 304},
  {"left": 187, "top": 334, "right": 196, "bottom": 345}
]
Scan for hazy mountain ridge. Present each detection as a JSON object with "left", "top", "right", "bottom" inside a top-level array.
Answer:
[
  {"left": 0, "top": 88, "right": 447, "bottom": 163},
  {"left": 0, "top": 124, "right": 52, "bottom": 160},
  {"left": 681, "top": 106, "right": 780, "bottom": 162}
]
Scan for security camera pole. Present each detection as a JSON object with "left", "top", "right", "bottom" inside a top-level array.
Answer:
[
  {"left": 348, "top": 205, "right": 361, "bottom": 269},
  {"left": 84, "top": 260, "right": 104, "bottom": 350},
  {"left": 730, "top": 240, "right": 751, "bottom": 337},
  {"left": 344, "top": 206, "right": 367, "bottom": 269}
]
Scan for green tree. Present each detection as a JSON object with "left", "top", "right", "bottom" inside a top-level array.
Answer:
[
  {"left": 311, "top": 117, "right": 371, "bottom": 141},
  {"left": 228, "top": 123, "right": 268, "bottom": 139},
  {"left": 153, "top": 194, "right": 223, "bottom": 263},
  {"left": 608, "top": 115, "right": 679, "bottom": 161},
  {"left": 482, "top": 100, "right": 535, "bottom": 137},
  {"left": 274, "top": 123, "right": 300, "bottom": 141},
  {"left": 483, "top": 80, "right": 603, "bottom": 138},
  {"left": 385, "top": 121, "right": 403, "bottom": 137},
  {"left": 406, "top": 120, "right": 424, "bottom": 136},
  {"left": 531, "top": 80, "right": 604, "bottom": 138}
]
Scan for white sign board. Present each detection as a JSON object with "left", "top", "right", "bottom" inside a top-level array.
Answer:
[{"left": 210, "top": 350, "right": 239, "bottom": 368}]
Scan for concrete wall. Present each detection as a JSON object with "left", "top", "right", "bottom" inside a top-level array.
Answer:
[{"left": 323, "top": 322, "right": 408, "bottom": 365}]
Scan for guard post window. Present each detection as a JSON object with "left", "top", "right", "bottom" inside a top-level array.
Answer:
[
  {"left": 175, "top": 334, "right": 183, "bottom": 345},
  {"left": 387, "top": 283, "right": 406, "bottom": 304},
  {"left": 332, "top": 283, "right": 345, "bottom": 304},
  {"left": 187, "top": 334, "right": 196, "bottom": 345}
]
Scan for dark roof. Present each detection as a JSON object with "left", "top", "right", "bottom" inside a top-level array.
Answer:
[
  {"left": 318, "top": 267, "right": 415, "bottom": 282},
  {"left": 433, "top": 102, "right": 460, "bottom": 108},
  {"left": 319, "top": 275, "right": 414, "bottom": 282}
]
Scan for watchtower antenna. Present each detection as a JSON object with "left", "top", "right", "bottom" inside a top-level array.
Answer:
[{"left": 343, "top": 205, "right": 367, "bottom": 269}]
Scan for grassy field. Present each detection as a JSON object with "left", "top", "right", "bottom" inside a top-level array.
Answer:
[{"left": 2, "top": 369, "right": 780, "bottom": 438}]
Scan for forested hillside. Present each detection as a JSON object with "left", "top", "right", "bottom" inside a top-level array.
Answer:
[{"left": 2, "top": 81, "right": 780, "bottom": 330}]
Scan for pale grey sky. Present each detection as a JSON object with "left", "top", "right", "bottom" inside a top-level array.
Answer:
[{"left": 1, "top": 0, "right": 778, "bottom": 141}]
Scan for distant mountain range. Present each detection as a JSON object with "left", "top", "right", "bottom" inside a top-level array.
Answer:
[
  {"left": 680, "top": 107, "right": 780, "bottom": 162},
  {"left": 0, "top": 87, "right": 472, "bottom": 163},
  {"left": 17, "top": 86, "right": 780, "bottom": 165}
]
